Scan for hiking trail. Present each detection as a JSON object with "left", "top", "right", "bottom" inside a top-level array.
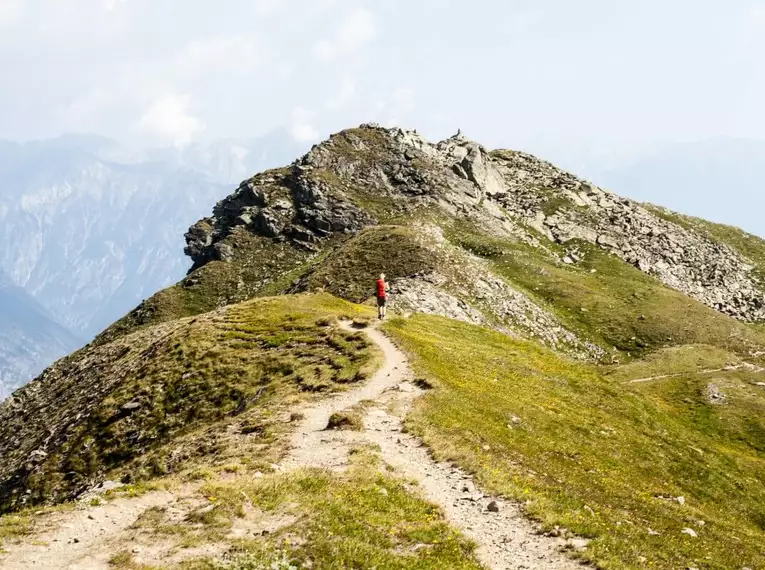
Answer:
[
  {"left": 284, "top": 321, "right": 585, "bottom": 570},
  {"left": 625, "top": 362, "right": 765, "bottom": 385},
  {"left": 0, "top": 321, "right": 585, "bottom": 570}
]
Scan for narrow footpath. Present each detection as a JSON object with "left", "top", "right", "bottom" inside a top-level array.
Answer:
[
  {"left": 284, "top": 322, "right": 585, "bottom": 570},
  {"left": 0, "top": 321, "right": 586, "bottom": 570}
]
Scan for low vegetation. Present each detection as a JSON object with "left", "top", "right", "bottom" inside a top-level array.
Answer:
[
  {"left": 326, "top": 410, "right": 364, "bottom": 431},
  {"left": 0, "top": 514, "right": 33, "bottom": 554},
  {"left": 386, "top": 313, "right": 765, "bottom": 570},
  {"left": 0, "top": 294, "right": 379, "bottom": 514},
  {"left": 0, "top": 503, "right": 73, "bottom": 553},
  {"left": 174, "top": 448, "right": 483, "bottom": 570},
  {"left": 301, "top": 226, "right": 435, "bottom": 303},
  {"left": 449, "top": 223, "right": 765, "bottom": 359}
]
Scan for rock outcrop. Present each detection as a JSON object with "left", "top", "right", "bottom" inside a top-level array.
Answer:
[
  {"left": 185, "top": 166, "right": 374, "bottom": 267},
  {"left": 488, "top": 150, "right": 765, "bottom": 321}
]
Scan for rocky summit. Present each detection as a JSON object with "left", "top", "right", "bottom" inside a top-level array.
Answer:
[
  {"left": 2, "top": 125, "right": 765, "bottom": 570},
  {"left": 183, "top": 124, "right": 765, "bottom": 324}
]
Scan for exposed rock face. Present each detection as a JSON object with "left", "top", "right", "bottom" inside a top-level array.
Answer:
[
  {"left": 389, "top": 274, "right": 487, "bottom": 326},
  {"left": 403, "top": 224, "right": 605, "bottom": 360},
  {"left": 488, "top": 150, "right": 765, "bottom": 321},
  {"left": 185, "top": 164, "right": 374, "bottom": 267}
]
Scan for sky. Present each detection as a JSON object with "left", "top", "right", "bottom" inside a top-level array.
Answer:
[{"left": 0, "top": 0, "right": 764, "bottom": 155}]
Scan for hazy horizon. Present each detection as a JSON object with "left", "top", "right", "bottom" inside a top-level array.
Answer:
[{"left": 2, "top": 1, "right": 764, "bottom": 153}]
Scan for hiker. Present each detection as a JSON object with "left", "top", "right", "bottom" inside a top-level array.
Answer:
[{"left": 375, "top": 273, "right": 389, "bottom": 320}]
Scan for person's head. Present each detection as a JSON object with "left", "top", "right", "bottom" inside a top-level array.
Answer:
[{"left": 380, "top": 273, "right": 386, "bottom": 280}]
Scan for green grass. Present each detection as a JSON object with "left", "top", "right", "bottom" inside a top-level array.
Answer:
[
  {"left": 0, "top": 503, "right": 75, "bottom": 552},
  {"left": 629, "top": 368, "right": 765, "bottom": 454},
  {"left": 0, "top": 294, "right": 378, "bottom": 515},
  {"left": 179, "top": 449, "right": 483, "bottom": 570},
  {"left": 385, "top": 314, "right": 765, "bottom": 570},
  {"left": 326, "top": 410, "right": 364, "bottom": 431},
  {"left": 0, "top": 513, "right": 33, "bottom": 553},
  {"left": 97, "top": 231, "right": 317, "bottom": 344},
  {"left": 603, "top": 345, "right": 742, "bottom": 383},
  {"left": 447, "top": 223, "right": 765, "bottom": 359},
  {"left": 302, "top": 226, "right": 435, "bottom": 303},
  {"left": 108, "top": 550, "right": 161, "bottom": 569}
]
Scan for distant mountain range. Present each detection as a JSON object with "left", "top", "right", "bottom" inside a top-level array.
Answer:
[
  {"left": 547, "top": 138, "right": 765, "bottom": 237},
  {"left": 0, "top": 272, "right": 80, "bottom": 399},
  {"left": 0, "top": 131, "right": 307, "bottom": 398}
]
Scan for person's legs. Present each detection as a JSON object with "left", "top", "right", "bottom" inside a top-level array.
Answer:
[{"left": 377, "top": 297, "right": 384, "bottom": 319}]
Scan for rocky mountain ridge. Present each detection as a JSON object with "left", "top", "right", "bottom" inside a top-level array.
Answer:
[
  {"left": 184, "top": 124, "right": 765, "bottom": 326},
  {"left": 5, "top": 124, "right": 765, "bottom": 503}
]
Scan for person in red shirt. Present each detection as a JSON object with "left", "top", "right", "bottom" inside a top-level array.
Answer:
[{"left": 375, "top": 273, "right": 389, "bottom": 319}]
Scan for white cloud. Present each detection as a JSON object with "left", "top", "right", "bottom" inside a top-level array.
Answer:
[
  {"left": 0, "top": 0, "right": 24, "bottom": 26},
  {"left": 58, "top": 31, "right": 263, "bottom": 143},
  {"left": 314, "top": 8, "right": 376, "bottom": 61},
  {"left": 179, "top": 35, "right": 261, "bottom": 75},
  {"left": 276, "top": 64, "right": 293, "bottom": 80},
  {"left": 502, "top": 8, "right": 542, "bottom": 34},
  {"left": 103, "top": 0, "right": 128, "bottom": 12},
  {"left": 136, "top": 94, "right": 204, "bottom": 147},
  {"left": 289, "top": 107, "right": 320, "bottom": 142},
  {"left": 364, "top": 88, "right": 416, "bottom": 129},
  {"left": 325, "top": 78, "right": 356, "bottom": 110},
  {"left": 291, "top": 123, "right": 320, "bottom": 142},
  {"left": 254, "top": 0, "right": 278, "bottom": 16},
  {"left": 392, "top": 87, "right": 415, "bottom": 112}
]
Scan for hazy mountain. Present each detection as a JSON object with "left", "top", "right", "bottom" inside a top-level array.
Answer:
[
  {"left": 0, "top": 131, "right": 305, "bottom": 397},
  {"left": 0, "top": 272, "right": 81, "bottom": 400},
  {"left": 551, "top": 138, "right": 765, "bottom": 237},
  {"left": 165, "top": 130, "right": 308, "bottom": 185}
]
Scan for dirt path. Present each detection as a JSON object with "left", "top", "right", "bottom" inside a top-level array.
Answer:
[
  {"left": 284, "top": 322, "right": 584, "bottom": 570},
  {"left": 625, "top": 362, "right": 764, "bottom": 384},
  {"left": 0, "top": 490, "right": 177, "bottom": 569},
  {"left": 1, "top": 321, "right": 585, "bottom": 570}
]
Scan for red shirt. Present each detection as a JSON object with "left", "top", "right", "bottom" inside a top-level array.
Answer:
[{"left": 376, "top": 278, "right": 387, "bottom": 298}]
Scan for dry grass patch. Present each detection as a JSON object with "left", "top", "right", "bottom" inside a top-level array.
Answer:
[
  {"left": 0, "top": 294, "right": 378, "bottom": 515},
  {"left": 326, "top": 410, "right": 364, "bottom": 431},
  {"left": 178, "top": 450, "right": 483, "bottom": 570}
]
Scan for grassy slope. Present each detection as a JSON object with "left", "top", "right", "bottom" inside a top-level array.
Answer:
[
  {"left": 302, "top": 226, "right": 436, "bottom": 303},
  {"left": 97, "top": 231, "right": 316, "bottom": 346},
  {"left": 386, "top": 314, "right": 765, "bottom": 570},
  {"left": 2, "top": 294, "right": 378, "bottom": 514},
  {"left": 449, "top": 223, "right": 765, "bottom": 360},
  {"left": 2, "top": 293, "right": 486, "bottom": 569}
]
